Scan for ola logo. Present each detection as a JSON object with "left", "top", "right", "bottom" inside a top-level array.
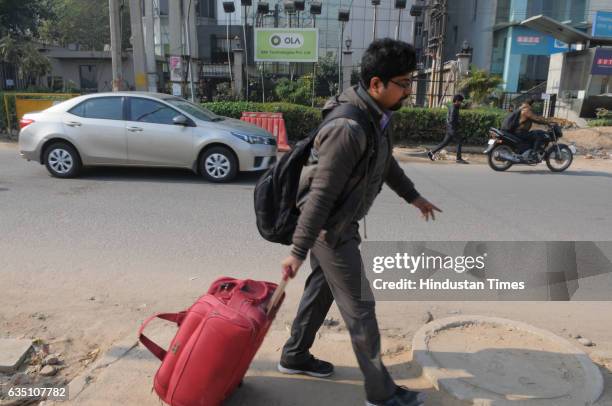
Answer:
[{"left": 271, "top": 35, "right": 282, "bottom": 46}]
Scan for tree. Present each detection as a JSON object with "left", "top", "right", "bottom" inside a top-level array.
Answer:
[
  {"left": 0, "top": 0, "right": 51, "bottom": 37},
  {"left": 314, "top": 55, "right": 339, "bottom": 97},
  {"left": 458, "top": 66, "right": 504, "bottom": 105},
  {"left": 19, "top": 42, "right": 51, "bottom": 84},
  {"left": 274, "top": 75, "right": 313, "bottom": 105},
  {"left": 40, "top": 0, "right": 118, "bottom": 51},
  {"left": 0, "top": 35, "right": 51, "bottom": 85}
]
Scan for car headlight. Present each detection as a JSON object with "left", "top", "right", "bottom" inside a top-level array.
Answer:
[{"left": 231, "top": 131, "right": 271, "bottom": 144}]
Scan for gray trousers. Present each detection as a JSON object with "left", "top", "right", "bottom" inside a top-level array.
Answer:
[{"left": 281, "top": 226, "right": 396, "bottom": 402}]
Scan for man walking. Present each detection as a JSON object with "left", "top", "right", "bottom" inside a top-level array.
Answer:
[
  {"left": 277, "top": 39, "right": 440, "bottom": 406},
  {"left": 427, "top": 94, "right": 468, "bottom": 164}
]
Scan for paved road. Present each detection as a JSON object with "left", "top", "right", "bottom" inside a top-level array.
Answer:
[{"left": 2, "top": 147, "right": 611, "bottom": 271}]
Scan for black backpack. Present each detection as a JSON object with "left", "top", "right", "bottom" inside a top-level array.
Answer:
[
  {"left": 254, "top": 103, "right": 374, "bottom": 245},
  {"left": 501, "top": 107, "right": 523, "bottom": 132}
]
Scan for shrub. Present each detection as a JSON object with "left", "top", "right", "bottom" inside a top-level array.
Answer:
[
  {"left": 587, "top": 118, "right": 612, "bottom": 127},
  {"left": 392, "top": 107, "right": 506, "bottom": 145},
  {"left": 203, "top": 101, "right": 322, "bottom": 142},
  {"left": 203, "top": 102, "right": 505, "bottom": 145}
]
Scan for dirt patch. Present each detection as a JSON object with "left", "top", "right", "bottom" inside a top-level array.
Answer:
[{"left": 563, "top": 127, "right": 612, "bottom": 153}]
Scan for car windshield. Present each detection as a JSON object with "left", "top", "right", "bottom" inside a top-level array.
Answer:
[{"left": 165, "top": 98, "right": 224, "bottom": 122}]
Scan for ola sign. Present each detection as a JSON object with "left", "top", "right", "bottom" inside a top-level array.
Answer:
[
  {"left": 255, "top": 28, "right": 318, "bottom": 62},
  {"left": 270, "top": 33, "right": 304, "bottom": 48}
]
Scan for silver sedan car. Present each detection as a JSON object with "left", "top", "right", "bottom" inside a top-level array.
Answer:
[{"left": 18, "top": 92, "right": 277, "bottom": 182}]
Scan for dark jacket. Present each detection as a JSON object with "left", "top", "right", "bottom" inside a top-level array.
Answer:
[
  {"left": 447, "top": 104, "right": 460, "bottom": 134},
  {"left": 291, "top": 85, "right": 420, "bottom": 260}
]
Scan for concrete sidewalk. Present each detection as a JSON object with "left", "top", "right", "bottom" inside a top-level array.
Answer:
[{"left": 41, "top": 321, "right": 455, "bottom": 406}]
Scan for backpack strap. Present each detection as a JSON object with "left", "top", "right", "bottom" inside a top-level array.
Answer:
[
  {"left": 317, "top": 103, "right": 376, "bottom": 168},
  {"left": 315, "top": 103, "right": 379, "bottom": 232}
]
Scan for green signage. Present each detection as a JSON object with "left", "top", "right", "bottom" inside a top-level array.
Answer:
[{"left": 254, "top": 28, "right": 319, "bottom": 62}]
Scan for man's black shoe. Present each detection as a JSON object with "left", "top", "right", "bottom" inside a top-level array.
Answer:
[
  {"left": 277, "top": 355, "right": 334, "bottom": 378},
  {"left": 427, "top": 151, "right": 436, "bottom": 161},
  {"left": 365, "top": 386, "right": 426, "bottom": 406},
  {"left": 456, "top": 158, "right": 469, "bottom": 164}
]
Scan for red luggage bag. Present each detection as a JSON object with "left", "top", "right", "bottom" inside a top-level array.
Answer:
[{"left": 139, "top": 275, "right": 287, "bottom": 406}]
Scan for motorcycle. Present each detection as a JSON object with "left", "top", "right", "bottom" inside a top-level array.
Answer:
[{"left": 484, "top": 124, "right": 577, "bottom": 172}]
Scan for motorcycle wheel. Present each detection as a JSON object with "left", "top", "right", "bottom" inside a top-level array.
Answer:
[
  {"left": 545, "top": 144, "right": 573, "bottom": 172},
  {"left": 488, "top": 145, "right": 514, "bottom": 172}
]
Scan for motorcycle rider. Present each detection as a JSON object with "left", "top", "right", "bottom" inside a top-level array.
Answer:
[{"left": 515, "top": 98, "right": 550, "bottom": 161}]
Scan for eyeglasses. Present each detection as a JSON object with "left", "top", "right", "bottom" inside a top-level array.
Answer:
[{"left": 389, "top": 79, "right": 413, "bottom": 90}]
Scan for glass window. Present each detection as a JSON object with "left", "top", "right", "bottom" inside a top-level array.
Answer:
[
  {"left": 415, "top": 22, "right": 423, "bottom": 37},
  {"left": 129, "top": 98, "right": 180, "bottom": 125},
  {"left": 197, "top": 0, "right": 216, "bottom": 18},
  {"left": 69, "top": 97, "right": 123, "bottom": 120},
  {"left": 165, "top": 98, "right": 221, "bottom": 121}
]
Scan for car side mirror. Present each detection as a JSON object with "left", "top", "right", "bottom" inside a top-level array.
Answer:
[{"left": 173, "top": 115, "right": 189, "bottom": 126}]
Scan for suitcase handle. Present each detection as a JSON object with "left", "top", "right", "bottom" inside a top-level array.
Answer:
[
  {"left": 266, "top": 267, "right": 291, "bottom": 315},
  {"left": 138, "top": 312, "right": 186, "bottom": 361}
]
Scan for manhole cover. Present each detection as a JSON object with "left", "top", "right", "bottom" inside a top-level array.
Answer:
[{"left": 412, "top": 316, "right": 603, "bottom": 405}]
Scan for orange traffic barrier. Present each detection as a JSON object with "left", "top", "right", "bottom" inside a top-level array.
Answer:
[{"left": 240, "top": 112, "right": 291, "bottom": 152}]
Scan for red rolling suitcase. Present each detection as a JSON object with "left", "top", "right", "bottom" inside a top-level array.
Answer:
[{"left": 139, "top": 275, "right": 288, "bottom": 406}]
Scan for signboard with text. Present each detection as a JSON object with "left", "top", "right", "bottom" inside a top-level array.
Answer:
[
  {"left": 592, "top": 11, "right": 612, "bottom": 39},
  {"left": 591, "top": 48, "right": 612, "bottom": 76},
  {"left": 254, "top": 28, "right": 319, "bottom": 62},
  {"left": 511, "top": 26, "right": 569, "bottom": 55}
]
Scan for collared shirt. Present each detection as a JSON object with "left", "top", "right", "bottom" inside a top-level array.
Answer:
[{"left": 354, "top": 85, "right": 393, "bottom": 132}]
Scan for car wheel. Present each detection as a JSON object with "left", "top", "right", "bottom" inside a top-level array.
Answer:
[
  {"left": 44, "top": 142, "right": 82, "bottom": 178},
  {"left": 199, "top": 146, "right": 238, "bottom": 183}
]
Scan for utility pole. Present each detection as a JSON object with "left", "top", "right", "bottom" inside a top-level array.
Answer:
[
  {"left": 109, "top": 0, "right": 123, "bottom": 91},
  {"left": 129, "top": 0, "right": 148, "bottom": 91},
  {"left": 427, "top": 0, "right": 446, "bottom": 107},
  {"left": 169, "top": 0, "right": 184, "bottom": 96},
  {"left": 144, "top": 0, "right": 157, "bottom": 92},
  {"left": 436, "top": 0, "right": 447, "bottom": 106},
  {"left": 184, "top": 0, "right": 197, "bottom": 101},
  {"left": 242, "top": 1, "right": 250, "bottom": 100}
]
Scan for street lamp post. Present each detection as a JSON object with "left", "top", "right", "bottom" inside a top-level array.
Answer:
[
  {"left": 310, "top": 1, "right": 322, "bottom": 107},
  {"left": 338, "top": 9, "right": 350, "bottom": 93},
  {"left": 394, "top": 0, "right": 407, "bottom": 40},
  {"left": 283, "top": 1, "right": 296, "bottom": 79},
  {"left": 223, "top": 1, "right": 236, "bottom": 89},
  {"left": 371, "top": 0, "right": 380, "bottom": 41},
  {"left": 241, "top": 0, "right": 251, "bottom": 100},
  {"left": 256, "top": 2, "right": 270, "bottom": 102}
]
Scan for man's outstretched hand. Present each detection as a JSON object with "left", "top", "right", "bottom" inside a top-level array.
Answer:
[
  {"left": 281, "top": 255, "right": 304, "bottom": 279},
  {"left": 411, "top": 196, "right": 442, "bottom": 221}
]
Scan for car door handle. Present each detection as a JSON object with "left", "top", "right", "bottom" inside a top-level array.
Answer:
[
  {"left": 127, "top": 126, "right": 143, "bottom": 132},
  {"left": 65, "top": 121, "right": 82, "bottom": 127}
]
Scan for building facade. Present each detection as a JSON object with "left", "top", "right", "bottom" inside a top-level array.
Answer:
[
  {"left": 413, "top": 0, "right": 612, "bottom": 93},
  {"left": 153, "top": 0, "right": 417, "bottom": 74}
]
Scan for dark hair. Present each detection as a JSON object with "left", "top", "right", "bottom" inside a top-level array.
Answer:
[
  {"left": 453, "top": 94, "right": 464, "bottom": 103},
  {"left": 524, "top": 98, "right": 535, "bottom": 105},
  {"left": 360, "top": 39, "right": 417, "bottom": 87}
]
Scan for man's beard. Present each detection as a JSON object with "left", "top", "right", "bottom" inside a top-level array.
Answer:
[{"left": 390, "top": 97, "right": 407, "bottom": 111}]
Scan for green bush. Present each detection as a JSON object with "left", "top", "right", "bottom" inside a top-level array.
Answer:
[
  {"left": 203, "top": 101, "right": 322, "bottom": 142},
  {"left": 203, "top": 102, "right": 505, "bottom": 145},
  {"left": 587, "top": 118, "right": 612, "bottom": 127},
  {"left": 392, "top": 107, "right": 506, "bottom": 145}
]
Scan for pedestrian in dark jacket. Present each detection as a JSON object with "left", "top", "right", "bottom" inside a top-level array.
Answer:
[
  {"left": 277, "top": 39, "right": 440, "bottom": 406},
  {"left": 428, "top": 94, "right": 468, "bottom": 163}
]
